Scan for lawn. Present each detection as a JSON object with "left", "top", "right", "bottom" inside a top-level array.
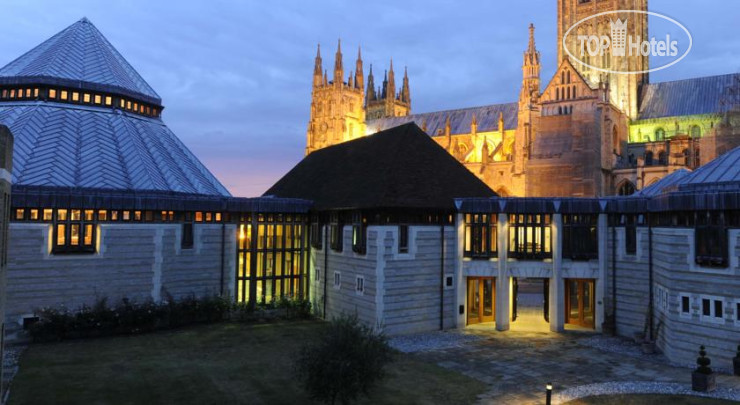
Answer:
[
  {"left": 566, "top": 394, "right": 738, "bottom": 404},
  {"left": 9, "top": 320, "right": 487, "bottom": 405}
]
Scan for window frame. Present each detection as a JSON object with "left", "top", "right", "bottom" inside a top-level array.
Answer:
[
  {"left": 694, "top": 211, "right": 728, "bottom": 268},
  {"left": 562, "top": 214, "right": 598, "bottom": 261},
  {"left": 355, "top": 275, "right": 364, "bottom": 295},
  {"left": 507, "top": 214, "right": 551, "bottom": 260},
  {"left": 333, "top": 271, "right": 341, "bottom": 290},
  {"left": 51, "top": 208, "right": 96, "bottom": 254},
  {"left": 463, "top": 214, "right": 498, "bottom": 259}
]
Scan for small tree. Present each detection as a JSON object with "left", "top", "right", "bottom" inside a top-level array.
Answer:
[
  {"left": 294, "top": 314, "right": 393, "bottom": 405},
  {"left": 696, "top": 345, "right": 713, "bottom": 375}
]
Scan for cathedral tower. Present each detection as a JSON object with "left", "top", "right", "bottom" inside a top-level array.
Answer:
[
  {"left": 557, "top": 0, "right": 648, "bottom": 119},
  {"left": 365, "top": 59, "right": 411, "bottom": 120},
  {"left": 306, "top": 41, "right": 366, "bottom": 155}
]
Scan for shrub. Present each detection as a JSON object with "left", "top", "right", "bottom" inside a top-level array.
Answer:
[
  {"left": 294, "top": 314, "right": 393, "bottom": 405},
  {"left": 696, "top": 345, "right": 713, "bottom": 375}
]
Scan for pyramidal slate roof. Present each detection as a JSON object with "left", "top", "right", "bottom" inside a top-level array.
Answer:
[
  {"left": 677, "top": 144, "right": 740, "bottom": 193},
  {"left": 638, "top": 73, "right": 740, "bottom": 120},
  {"left": 0, "top": 18, "right": 160, "bottom": 104},
  {"left": 0, "top": 19, "right": 230, "bottom": 196},
  {"left": 367, "top": 102, "right": 518, "bottom": 137},
  {"left": 634, "top": 169, "right": 691, "bottom": 197},
  {"left": 264, "top": 123, "right": 496, "bottom": 210}
]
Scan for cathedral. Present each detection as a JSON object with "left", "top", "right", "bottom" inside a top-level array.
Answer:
[{"left": 306, "top": 0, "right": 740, "bottom": 197}]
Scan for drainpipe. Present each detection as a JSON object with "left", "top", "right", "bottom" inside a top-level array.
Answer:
[
  {"left": 611, "top": 220, "right": 617, "bottom": 335},
  {"left": 220, "top": 223, "right": 225, "bottom": 296},
  {"left": 647, "top": 213, "right": 654, "bottom": 341},
  {"left": 440, "top": 220, "right": 445, "bottom": 330},
  {"left": 323, "top": 224, "right": 328, "bottom": 318}
]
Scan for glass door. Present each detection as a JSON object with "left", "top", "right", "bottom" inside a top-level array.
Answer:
[
  {"left": 467, "top": 277, "right": 495, "bottom": 325},
  {"left": 565, "top": 279, "right": 595, "bottom": 328}
]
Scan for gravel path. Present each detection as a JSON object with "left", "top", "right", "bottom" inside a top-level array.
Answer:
[
  {"left": 554, "top": 381, "right": 740, "bottom": 404},
  {"left": 389, "top": 330, "right": 485, "bottom": 353}
]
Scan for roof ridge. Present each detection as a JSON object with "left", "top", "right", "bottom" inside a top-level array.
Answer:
[{"left": 649, "top": 72, "right": 740, "bottom": 86}]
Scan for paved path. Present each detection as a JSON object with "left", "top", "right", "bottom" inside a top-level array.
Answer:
[{"left": 412, "top": 329, "right": 740, "bottom": 404}]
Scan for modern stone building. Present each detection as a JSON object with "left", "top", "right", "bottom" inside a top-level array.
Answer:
[
  {"left": 0, "top": 8, "right": 738, "bottom": 381},
  {"left": 267, "top": 123, "right": 495, "bottom": 334},
  {"left": 0, "top": 19, "right": 313, "bottom": 337},
  {"left": 0, "top": 125, "right": 13, "bottom": 398},
  {"left": 306, "top": 0, "right": 740, "bottom": 198}
]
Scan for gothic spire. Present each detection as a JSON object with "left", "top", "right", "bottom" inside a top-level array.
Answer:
[
  {"left": 382, "top": 70, "right": 388, "bottom": 99},
  {"left": 313, "top": 43, "right": 323, "bottom": 87},
  {"left": 334, "top": 39, "right": 343, "bottom": 86},
  {"left": 355, "top": 46, "right": 364, "bottom": 91},
  {"left": 387, "top": 58, "right": 396, "bottom": 101},
  {"left": 366, "top": 64, "right": 376, "bottom": 103},
  {"left": 401, "top": 66, "right": 411, "bottom": 104}
]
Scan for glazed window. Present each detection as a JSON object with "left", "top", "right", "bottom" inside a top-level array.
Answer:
[
  {"left": 14, "top": 208, "right": 24, "bottom": 220},
  {"left": 49, "top": 89, "right": 57, "bottom": 99},
  {"left": 398, "top": 224, "right": 409, "bottom": 253},
  {"left": 351, "top": 212, "right": 366, "bottom": 255},
  {"left": 563, "top": 214, "right": 598, "bottom": 260},
  {"left": 60, "top": 90, "right": 68, "bottom": 100},
  {"left": 105, "top": 96, "right": 112, "bottom": 106},
  {"left": 94, "top": 95, "right": 102, "bottom": 104},
  {"left": 52, "top": 208, "right": 96, "bottom": 254},
  {"left": 329, "top": 213, "right": 343, "bottom": 252},
  {"left": 695, "top": 212, "right": 728, "bottom": 268},
  {"left": 508, "top": 214, "right": 551, "bottom": 260},
  {"left": 72, "top": 92, "right": 79, "bottom": 102},
  {"left": 83, "top": 93, "right": 91, "bottom": 103},
  {"left": 622, "top": 214, "right": 641, "bottom": 255},
  {"left": 181, "top": 222, "right": 194, "bottom": 249},
  {"left": 464, "top": 214, "right": 498, "bottom": 259},
  {"left": 43, "top": 209, "right": 53, "bottom": 221},
  {"left": 310, "top": 215, "right": 322, "bottom": 249},
  {"left": 333, "top": 272, "right": 341, "bottom": 290},
  {"left": 29, "top": 209, "right": 39, "bottom": 220},
  {"left": 356, "top": 276, "right": 364, "bottom": 295}
]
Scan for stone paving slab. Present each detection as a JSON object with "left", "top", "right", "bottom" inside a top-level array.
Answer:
[{"left": 411, "top": 329, "right": 740, "bottom": 404}]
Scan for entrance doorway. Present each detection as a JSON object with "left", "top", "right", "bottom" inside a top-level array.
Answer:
[
  {"left": 565, "top": 279, "right": 595, "bottom": 328},
  {"left": 467, "top": 277, "right": 495, "bottom": 325}
]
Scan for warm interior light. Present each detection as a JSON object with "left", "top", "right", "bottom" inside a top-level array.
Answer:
[{"left": 239, "top": 224, "right": 246, "bottom": 240}]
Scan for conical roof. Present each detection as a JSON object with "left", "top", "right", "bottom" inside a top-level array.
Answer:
[
  {"left": 0, "top": 18, "right": 160, "bottom": 104},
  {"left": 0, "top": 18, "right": 229, "bottom": 196}
]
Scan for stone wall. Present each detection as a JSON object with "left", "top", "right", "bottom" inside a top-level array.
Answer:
[
  {"left": 0, "top": 125, "right": 13, "bottom": 397},
  {"left": 608, "top": 226, "right": 740, "bottom": 370},
  {"left": 5, "top": 222, "right": 236, "bottom": 326},
  {"left": 311, "top": 225, "right": 456, "bottom": 335}
]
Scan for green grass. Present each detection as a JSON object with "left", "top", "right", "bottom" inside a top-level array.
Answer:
[
  {"left": 9, "top": 320, "right": 486, "bottom": 405},
  {"left": 566, "top": 394, "right": 739, "bottom": 404}
]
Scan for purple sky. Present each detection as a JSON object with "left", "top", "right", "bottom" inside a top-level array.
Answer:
[{"left": 0, "top": 0, "right": 738, "bottom": 197}]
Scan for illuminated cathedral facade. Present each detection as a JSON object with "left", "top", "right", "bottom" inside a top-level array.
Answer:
[{"left": 306, "top": 0, "right": 740, "bottom": 197}]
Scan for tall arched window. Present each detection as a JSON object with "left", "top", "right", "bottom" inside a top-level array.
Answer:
[
  {"left": 645, "top": 151, "right": 654, "bottom": 166},
  {"left": 612, "top": 125, "right": 619, "bottom": 154},
  {"left": 694, "top": 148, "right": 700, "bottom": 168},
  {"left": 618, "top": 181, "right": 636, "bottom": 196},
  {"left": 682, "top": 149, "right": 690, "bottom": 166},
  {"left": 655, "top": 128, "right": 666, "bottom": 141},
  {"left": 658, "top": 150, "right": 668, "bottom": 165},
  {"left": 691, "top": 125, "right": 701, "bottom": 138}
]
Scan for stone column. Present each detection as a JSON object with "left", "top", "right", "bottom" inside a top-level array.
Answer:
[
  {"left": 596, "top": 212, "right": 608, "bottom": 333},
  {"left": 496, "top": 213, "right": 510, "bottom": 331},
  {"left": 549, "top": 213, "right": 565, "bottom": 332},
  {"left": 0, "top": 125, "right": 14, "bottom": 398},
  {"left": 455, "top": 213, "right": 466, "bottom": 328}
]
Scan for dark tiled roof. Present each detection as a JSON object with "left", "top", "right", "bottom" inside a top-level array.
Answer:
[
  {"left": 638, "top": 73, "right": 740, "bottom": 120},
  {"left": 264, "top": 123, "right": 496, "bottom": 210},
  {"left": 634, "top": 169, "right": 691, "bottom": 197},
  {"left": 0, "top": 18, "right": 160, "bottom": 103},
  {"left": 678, "top": 144, "right": 740, "bottom": 193},
  {"left": 12, "top": 185, "right": 309, "bottom": 213},
  {"left": 0, "top": 102, "right": 230, "bottom": 196},
  {"left": 367, "top": 102, "right": 518, "bottom": 136}
]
